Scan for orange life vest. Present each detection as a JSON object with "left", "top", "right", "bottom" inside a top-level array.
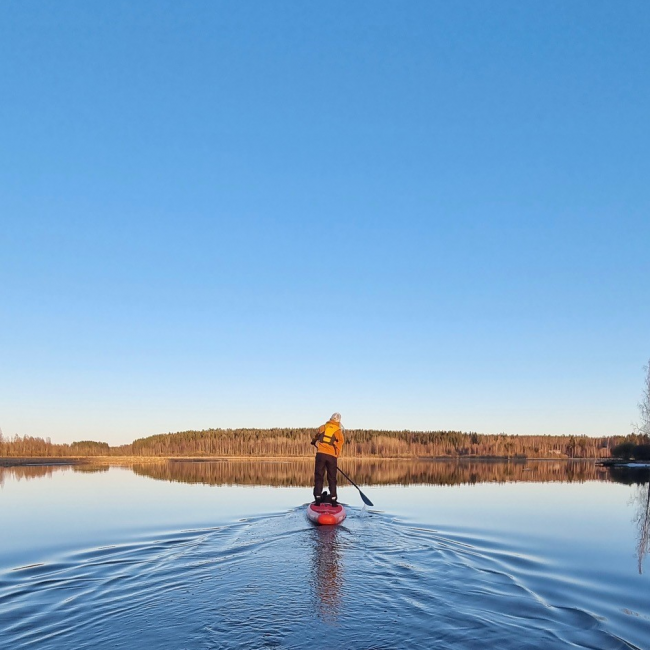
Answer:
[{"left": 315, "top": 420, "right": 344, "bottom": 457}]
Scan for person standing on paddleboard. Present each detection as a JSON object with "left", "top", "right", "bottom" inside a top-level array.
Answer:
[{"left": 311, "top": 413, "right": 345, "bottom": 506}]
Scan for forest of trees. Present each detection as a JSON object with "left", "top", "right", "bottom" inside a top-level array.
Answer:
[
  {"left": 0, "top": 433, "right": 110, "bottom": 458},
  {"left": 611, "top": 436, "right": 650, "bottom": 461},
  {"left": 123, "top": 427, "right": 624, "bottom": 458},
  {"left": 0, "top": 427, "right": 642, "bottom": 459}
]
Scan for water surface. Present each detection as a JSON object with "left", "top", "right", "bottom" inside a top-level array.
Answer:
[{"left": 1, "top": 460, "right": 648, "bottom": 649}]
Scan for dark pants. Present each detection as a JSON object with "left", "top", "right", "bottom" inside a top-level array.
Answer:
[{"left": 314, "top": 452, "right": 338, "bottom": 499}]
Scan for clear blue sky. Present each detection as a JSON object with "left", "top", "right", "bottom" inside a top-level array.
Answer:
[{"left": 1, "top": 1, "right": 649, "bottom": 445}]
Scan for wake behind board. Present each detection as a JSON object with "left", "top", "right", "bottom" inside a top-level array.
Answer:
[{"left": 306, "top": 502, "right": 346, "bottom": 526}]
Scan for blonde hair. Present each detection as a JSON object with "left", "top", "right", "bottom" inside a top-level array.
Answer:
[{"left": 330, "top": 412, "right": 341, "bottom": 422}]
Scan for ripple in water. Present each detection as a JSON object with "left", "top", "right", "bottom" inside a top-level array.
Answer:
[{"left": 0, "top": 507, "right": 640, "bottom": 649}]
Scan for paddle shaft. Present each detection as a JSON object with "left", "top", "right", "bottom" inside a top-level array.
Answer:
[{"left": 337, "top": 466, "right": 373, "bottom": 506}]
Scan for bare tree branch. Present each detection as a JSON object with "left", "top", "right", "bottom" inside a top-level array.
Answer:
[{"left": 638, "top": 361, "right": 650, "bottom": 438}]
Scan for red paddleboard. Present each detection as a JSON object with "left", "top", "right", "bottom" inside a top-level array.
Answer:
[{"left": 306, "top": 502, "right": 347, "bottom": 526}]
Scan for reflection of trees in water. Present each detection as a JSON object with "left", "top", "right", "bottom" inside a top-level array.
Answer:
[
  {"left": 0, "top": 463, "right": 108, "bottom": 488},
  {"left": 0, "top": 465, "right": 60, "bottom": 487},
  {"left": 608, "top": 467, "right": 650, "bottom": 574},
  {"left": 310, "top": 526, "right": 343, "bottom": 622},
  {"left": 130, "top": 459, "right": 608, "bottom": 488},
  {"left": 4, "top": 459, "right": 638, "bottom": 489},
  {"left": 635, "top": 483, "right": 650, "bottom": 574},
  {"left": 1, "top": 457, "right": 640, "bottom": 494},
  {"left": 71, "top": 465, "right": 109, "bottom": 473},
  {"left": 608, "top": 466, "right": 650, "bottom": 486}
]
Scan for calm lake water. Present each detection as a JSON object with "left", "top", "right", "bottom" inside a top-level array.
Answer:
[{"left": 1, "top": 459, "right": 649, "bottom": 649}]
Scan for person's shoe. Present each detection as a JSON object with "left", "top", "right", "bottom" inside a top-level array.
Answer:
[
  {"left": 314, "top": 496, "right": 322, "bottom": 506},
  {"left": 330, "top": 498, "right": 338, "bottom": 508}
]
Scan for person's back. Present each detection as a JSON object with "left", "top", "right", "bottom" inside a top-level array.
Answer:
[{"left": 314, "top": 418, "right": 344, "bottom": 457}]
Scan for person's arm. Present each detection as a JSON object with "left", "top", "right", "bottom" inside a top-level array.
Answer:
[
  {"left": 311, "top": 425, "right": 324, "bottom": 446},
  {"left": 334, "top": 427, "right": 344, "bottom": 455}
]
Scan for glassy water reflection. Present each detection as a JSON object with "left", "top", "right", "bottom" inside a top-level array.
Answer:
[
  {"left": 1, "top": 460, "right": 649, "bottom": 649},
  {"left": 131, "top": 457, "right": 611, "bottom": 487}
]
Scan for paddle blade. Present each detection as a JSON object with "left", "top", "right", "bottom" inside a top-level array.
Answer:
[
  {"left": 360, "top": 491, "right": 374, "bottom": 507},
  {"left": 337, "top": 466, "right": 374, "bottom": 507}
]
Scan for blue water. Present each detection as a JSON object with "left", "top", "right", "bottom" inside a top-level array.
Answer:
[{"left": 1, "top": 463, "right": 649, "bottom": 649}]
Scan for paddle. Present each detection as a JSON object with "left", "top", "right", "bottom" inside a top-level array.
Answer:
[{"left": 337, "top": 466, "right": 373, "bottom": 506}]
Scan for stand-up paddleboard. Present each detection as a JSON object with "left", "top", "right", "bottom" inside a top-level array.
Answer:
[{"left": 306, "top": 502, "right": 346, "bottom": 526}]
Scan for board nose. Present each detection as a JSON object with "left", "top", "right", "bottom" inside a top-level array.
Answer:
[{"left": 318, "top": 513, "right": 337, "bottom": 525}]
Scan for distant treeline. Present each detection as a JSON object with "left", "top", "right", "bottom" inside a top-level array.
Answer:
[
  {"left": 611, "top": 440, "right": 650, "bottom": 461},
  {"left": 124, "top": 428, "right": 625, "bottom": 458},
  {"left": 1, "top": 428, "right": 648, "bottom": 459},
  {"left": 0, "top": 436, "right": 110, "bottom": 457}
]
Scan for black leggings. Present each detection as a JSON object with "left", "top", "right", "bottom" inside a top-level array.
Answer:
[{"left": 314, "top": 452, "right": 338, "bottom": 499}]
